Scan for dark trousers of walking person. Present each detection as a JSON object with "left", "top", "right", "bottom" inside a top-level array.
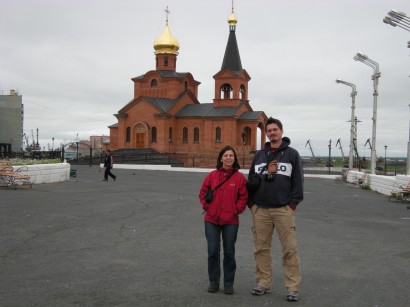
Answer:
[
  {"left": 104, "top": 166, "right": 116, "bottom": 181},
  {"left": 205, "top": 221, "right": 238, "bottom": 289}
]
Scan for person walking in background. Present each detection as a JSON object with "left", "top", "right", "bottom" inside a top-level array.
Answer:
[
  {"left": 199, "top": 146, "right": 248, "bottom": 295},
  {"left": 103, "top": 149, "right": 116, "bottom": 181},
  {"left": 247, "top": 117, "right": 304, "bottom": 302}
]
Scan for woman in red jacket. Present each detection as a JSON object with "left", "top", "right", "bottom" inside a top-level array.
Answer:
[{"left": 199, "top": 146, "right": 248, "bottom": 295}]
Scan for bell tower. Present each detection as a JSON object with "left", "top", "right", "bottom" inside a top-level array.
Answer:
[{"left": 213, "top": 5, "right": 251, "bottom": 108}]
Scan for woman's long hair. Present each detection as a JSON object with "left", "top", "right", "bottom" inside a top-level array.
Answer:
[{"left": 216, "top": 145, "right": 241, "bottom": 169}]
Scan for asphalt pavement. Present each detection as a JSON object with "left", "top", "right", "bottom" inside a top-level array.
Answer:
[{"left": 0, "top": 165, "right": 409, "bottom": 307}]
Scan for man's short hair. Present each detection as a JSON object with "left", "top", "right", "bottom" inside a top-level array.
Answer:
[{"left": 265, "top": 117, "right": 283, "bottom": 131}]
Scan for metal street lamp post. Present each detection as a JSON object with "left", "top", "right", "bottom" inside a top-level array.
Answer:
[
  {"left": 328, "top": 139, "right": 332, "bottom": 175},
  {"left": 336, "top": 79, "right": 357, "bottom": 169},
  {"left": 384, "top": 10, "right": 410, "bottom": 174},
  {"left": 384, "top": 145, "right": 388, "bottom": 175},
  {"left": 407, "top": 105, "right": 410, "bottom": 176},
  {"left": 354, "top": 53, "right": 380, "bottom": 174},
  {"left": 76, "top": 142, "right": 79, "bottom": 160}
]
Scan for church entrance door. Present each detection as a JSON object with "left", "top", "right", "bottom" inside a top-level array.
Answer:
[{"left": 136, "top": 133, "right": 144, "bottom": 148}]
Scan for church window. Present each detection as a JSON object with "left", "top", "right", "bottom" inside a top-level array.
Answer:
[
  {"left": 185, "top": 81, "right": 188, "bottom": 90},
  {"left": 151, "top": 79, "right": 158, "bottom": 87},
  {"left": 183, "top": 127, "right": 188, "bottom": 143},
  {"left": 152, "top": 127, "right": 157, "bottom": 143},
  {"left": 164, "top": 56, "right": 168, "bottom": 67},
  {"left": 242, "top": 127, "right": 251, "bottom": 145},
  {"left": 240, "top": 85, "right": 245, "bottom": 99},
  {"left": 126, "top": 127, "right": 131, "bottom": 143},
  {"left": 194, "top": 127, "right": 199, "bottom": 143},
  {"left": 169, "top": 127, "right": 172, "bottom": 142},
  {"left": 220, "top": 84, "right": 232, "bottom": 99},
  {"left": 215, "top": 127, "right": 221, "bottom": 143}
]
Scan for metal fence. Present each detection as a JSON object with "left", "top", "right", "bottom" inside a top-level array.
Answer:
[{"left": 2, "top": 150, "right": 407, "bottom": 176}]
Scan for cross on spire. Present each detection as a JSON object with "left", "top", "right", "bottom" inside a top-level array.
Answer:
[{"left": 165, "top": 6, "right": 170, "bottom": 26}]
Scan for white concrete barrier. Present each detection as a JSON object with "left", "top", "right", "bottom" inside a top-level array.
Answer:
[
  {"left": 14, "top": 163, "right": 70, "bottom": 184},
  {"left": 346, "top": 170, "right": 410, "bottom": 196}
]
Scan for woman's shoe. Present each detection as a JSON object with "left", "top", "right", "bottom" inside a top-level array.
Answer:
[{"left": 207, "top": 284, "right": 219, "bottom": 293}]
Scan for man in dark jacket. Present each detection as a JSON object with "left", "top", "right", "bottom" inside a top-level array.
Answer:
[
  {"left": 103, "top": 149, "right": 116, "bottom": 181},
  {"left": 248, "top": 117, "right": 303, "bottom": 302}
]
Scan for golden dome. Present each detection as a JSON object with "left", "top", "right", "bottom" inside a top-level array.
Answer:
[
  {"left": 153, "top": 24, "right": 180, "bottom": 54},
  {"left": 228, "top": 9, "right": 237, "bottom": 27}
]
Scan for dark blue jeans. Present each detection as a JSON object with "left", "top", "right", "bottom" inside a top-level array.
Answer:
[{"left": 205, "top": 221, "right": 239, "bottom": 288}]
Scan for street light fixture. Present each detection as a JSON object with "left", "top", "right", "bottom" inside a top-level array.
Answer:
[
  {"left": 383, "top": 10, "right": 410, "bottom": 32},
  {"left": 354, "top": 52, "right": 381, "bottom": 174},
  {"left": 336, "top": 79, "right": 357, "bottom": 170}
]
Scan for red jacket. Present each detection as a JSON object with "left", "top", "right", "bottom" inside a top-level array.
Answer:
[{"left": 199, "top": 168, "right": 248, "bottom": 225}]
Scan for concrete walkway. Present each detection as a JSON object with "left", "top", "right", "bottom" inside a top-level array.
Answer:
[{"left": 0, "top": 165, "right": 409, "bottom": 306}]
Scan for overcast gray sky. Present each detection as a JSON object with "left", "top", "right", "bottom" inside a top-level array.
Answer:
[{"left": 1, "top": 0, "right": 409, "bottom": 157}]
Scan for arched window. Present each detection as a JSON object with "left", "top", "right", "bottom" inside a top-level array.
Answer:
[
  {"left": 183, "top": 127, "right": 188, "bottom": 143},
  {"left": 240, "top": 85, "right": 246, "bottom": 99},
  {"left": 242, "top": 127, "right": 251, "bottom": 145},
  {"left": 184, "top": 81, "right": 188, "bottom": 89},
  {"left": 168, "top": 127, "right": 172, "bottom": 142},
  {"left": 194, "top": 127, "right": 199, "bottom": 143},
  {"left": 164, "top": 56, "right": 168, "bottom": 67},
  {"left": 152, "top": 127, "right": 157, "bottom": 143},
  {"left": 126, "top": 127, "right": 131, "bottom": 143},
  {"left": 215, "top": 127, "right": 221, "bottom": 143},
  {"left": 220, "top": 84, "right": 232, "bottom": 99},
  {"left": 151, "top": 79, "right": 158, "bottom": 87}
]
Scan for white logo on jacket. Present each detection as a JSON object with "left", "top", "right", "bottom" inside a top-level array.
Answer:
[{"left": 255, "top": 162, "right": 292, "bottom": 178}]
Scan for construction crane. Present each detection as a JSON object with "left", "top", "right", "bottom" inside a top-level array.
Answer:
[
  {"left": 23, "top": 133, "right": 30, "bottom": 151},
  {"left": 335, "top": 138, "right": 348, "bottom": 167},
  {"left": 335, "top": 139, "right": 345, "bottom": 161},
  {"left": 31, "top": 129, "right": 36, "bottom": 149},
  {"left": 305, "top": 140, "right": 315, "bottom": 159},
  {"left": 364, "top": 138, "right": 372, "bottom": 150}
]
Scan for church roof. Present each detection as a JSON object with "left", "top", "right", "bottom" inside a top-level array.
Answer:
[
  {"left": 238, "top": 111, "right": 265, "bottom": 120},
  {"left": 132, "top": 71, "right": 188, "bottom": 80},
  {"left": 144, "top": 96, "right": 178, "bottom": 112},
  {"left": 176, "top": 103, "right": 261, "bottom": 119}
]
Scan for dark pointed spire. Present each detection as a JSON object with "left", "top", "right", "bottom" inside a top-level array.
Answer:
[{"left": 221, "top": 7, "right": 243, "bottom": 74}]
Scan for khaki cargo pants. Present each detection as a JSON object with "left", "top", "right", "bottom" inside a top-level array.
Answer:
[{"left": 251, "top": 205, "right": 301, "bottom": 291}]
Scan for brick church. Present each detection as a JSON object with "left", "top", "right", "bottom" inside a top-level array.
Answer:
[{"left": 108, "top": 7, "right": 267, "bottom": 168}]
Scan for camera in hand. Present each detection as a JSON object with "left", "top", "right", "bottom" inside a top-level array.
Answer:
[
  {"left": 264, "top": 173, "right": 275, "bottom": 182},
  {"left": 264, "top": 160, "right": 277, "bottom": 182}
]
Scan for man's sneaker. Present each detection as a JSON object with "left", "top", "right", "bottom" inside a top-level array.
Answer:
[
  {"left": 286, "top": 291, "right": 299, "bottom": 302},
  {"left": 207, "top": 284, "right": 219, "bottom": 293},
  {"left": 251, "top": 285, "right": 271, "bottom": 295},
  {"left": 224, "top": 286, "right": 234, "bottom": 295}
]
